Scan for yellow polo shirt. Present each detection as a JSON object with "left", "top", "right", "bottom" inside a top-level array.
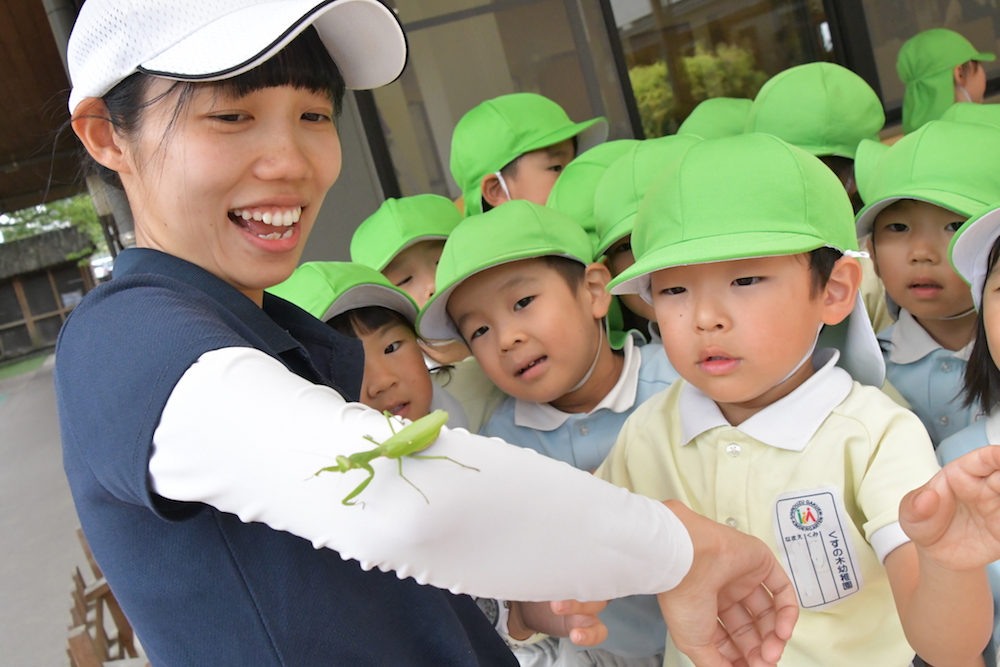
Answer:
[{"left": 596, "top": 350, "right": 941, "bottom": 666}]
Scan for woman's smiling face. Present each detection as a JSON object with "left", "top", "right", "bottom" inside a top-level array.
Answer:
[{"left": 117, "top": 80, "right": 342, "bottom": 303}]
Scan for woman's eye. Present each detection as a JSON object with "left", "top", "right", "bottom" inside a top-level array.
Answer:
[
  {"left": 384, "top": 341, "right": 402, "bottom": 355},
  {"left": 514, "top": 296, "right": 534, "bottom": 310},
  {"left": 212, "top": 113, "right": 248, "bottom": 123},
  {"left": 470, "top": 326, "right": 489, "bottom": 340},
  {"left": 660, "top": 286, "right": 686, "bottom": 295},
  {"left": 945, "top": 221, "right": 963, "bottom": 232},
  {"left": 733, "top": 277, "right": 762, "bottom": 286}
]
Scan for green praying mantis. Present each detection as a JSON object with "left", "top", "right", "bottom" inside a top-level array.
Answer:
[{"left": 314, "top": 409, "right": 478, "bottom": 506}]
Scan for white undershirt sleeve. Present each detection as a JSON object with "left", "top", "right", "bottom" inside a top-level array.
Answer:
[{"left": 149, "top": 347, "right": 693, "bottom": 602}]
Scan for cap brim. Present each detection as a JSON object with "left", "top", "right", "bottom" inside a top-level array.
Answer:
[
  {"left": 855, "top": 192, "right": 982, "bottom": 237},
  {"left": 373, "top": 234, "right": 449, "bottom": 271},
  {"left": 322, "top": 284, "right": 418, "bottom": 323},
  {"left": 609, "top": 231, "right": 830, "bottom": 300},
  {"left": 951, "top": 203, "right": 1000, "bottom": 309},
  {"left": 596, "top": 215, "right": 634, "bottom": 257},
  {"left": 140, "top": 0, "right": 406, "bottom": 90}
]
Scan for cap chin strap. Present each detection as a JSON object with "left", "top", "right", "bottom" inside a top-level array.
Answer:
[
  {"left": 494, "top": 172, "right": 512, "bottom": 202},
  {"left": 959, "top": 84, "right": 973, "bottom": 102},
  {"left": 927, "top": 306, "right": 977, "bottom": 321},
  {"left": 775, "top": 324, "right": 823, "bottom": 386},
  {"left": 842, "top": 249, "right": 869, "bottom": 259},
  {"left": 568, "top": 325, "right": 604, "bottom": 393}
]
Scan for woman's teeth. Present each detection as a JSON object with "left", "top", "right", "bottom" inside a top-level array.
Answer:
[{"left": 230, "top": 207, "right": 302, "bottom": 240}]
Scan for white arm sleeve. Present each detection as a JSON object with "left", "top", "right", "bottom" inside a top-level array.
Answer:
[{"left": 150, "top": 347, "right": 693, "bottom": 602}]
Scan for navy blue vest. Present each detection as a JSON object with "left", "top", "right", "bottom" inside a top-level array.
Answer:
[{"left": 56, "top": 248, "right": 516, "bottom": 666}]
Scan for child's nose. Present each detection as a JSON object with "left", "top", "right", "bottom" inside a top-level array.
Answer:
[{"left": 693, "top": 298, "right": 730, "bottom": 332}]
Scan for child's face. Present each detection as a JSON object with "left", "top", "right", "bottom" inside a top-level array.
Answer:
[
  {"left": 651, "top": 255, "right": 830, "bottom": 414},
  {"left": 503, "top": 138, "right": 577, "bottom": 206},
  {"left": 109, "top": 81, "right": 341, "bottom": 304},
  {"left": 605, "top": 234, "right": 656, "bottom": 322},
  {"left": 447, "top": 258, "right": 608, "bottom": 404},
  {"left": 382, "top": 240, "right": 445, "bottom": 308},
  {"left": 358, "top": 322, "right": 433, "bottom": 421},
  {"left": 869, "top": 200, "right": 973, "bottom": 319},
  {"left": 983, "top": 263, "right": 1000, "bottom": 369}
]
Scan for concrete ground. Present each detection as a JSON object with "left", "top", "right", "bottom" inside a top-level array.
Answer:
[{"left": 0, "top": 355, "right": 91, "bottom": 666}]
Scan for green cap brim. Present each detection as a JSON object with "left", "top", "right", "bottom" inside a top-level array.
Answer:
[
  {"left": 855, "top": 191, "right": 982, "bottom": 237},
  {"left": 950, "top": 202, "right": 1000, "bottom": 309}
]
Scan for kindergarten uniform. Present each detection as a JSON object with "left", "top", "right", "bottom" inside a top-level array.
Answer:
[
  {"left": 937, "top": 416, "right": 1000, "bottom": 667},
  {"left": 878, "top": 309, "right": 976, "bottom": 445},
  {"left": 597, "top": 350, "right": 941, "bottom": 667}
]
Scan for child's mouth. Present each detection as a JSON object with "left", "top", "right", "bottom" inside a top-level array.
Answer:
[
  {"left": 387, "top": 402, "right": 410, "bottom": 418},
  {"left": 698, "top": 353, "right": 739, "bottom": 375},
  {"left": 229, "top": 206, "right": 301, "bottom": 240},
  {"left": 516, "top": 357, "right": 546, "bottom": 377},
  {"left": 908, "top": 281, "right": 943, "bottom": 297}
]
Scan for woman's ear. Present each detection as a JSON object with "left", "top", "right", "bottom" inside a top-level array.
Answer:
[
  {"left": 583, "top": 262, "right": 613, "bottom": 319},
  {"left": 821, "top": 256, "right": 863, "bottom": 326},
  {"left": 71, "top": 98, "right": 131, "bottom": 175},
  {"left": 481, "top": 174, "right": 510, "bottom": 209}
]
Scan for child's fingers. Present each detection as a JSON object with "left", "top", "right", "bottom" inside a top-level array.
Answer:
[
  {"left": 566, "top": 615, "right": 608, "bottom": 646},
  {"left": 549, "top": 599, "right": 607, "bottom": 617}
]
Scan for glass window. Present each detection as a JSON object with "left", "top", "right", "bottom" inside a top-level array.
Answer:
[
  {"left": 34, "top": 315, "right": 63, "bottom": 346},
  {"left": 610, "top": 0, "right": 835, "bottom": 136},
  {"left": 0, "top": 282, "right": 22, "bottom": 326},
  {"left": 862, "top": 0, "right": 1000, "bottom": 113},
  {"left": 53, "top": 264, "right": 86, "bottom": 310},
  {"left": 371, "top": 0, "right": 635, "bottom": 198}
]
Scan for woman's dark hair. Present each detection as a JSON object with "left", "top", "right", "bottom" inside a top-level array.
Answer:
[
  {"left": 82, "top": 25, "right": 346, "bottom": 188},
  {"left": 327, "top": 306, "right": 416, "bottom": 340},
  {"left": 963, "top": 235, "right": 1000, "bottom": 412}
]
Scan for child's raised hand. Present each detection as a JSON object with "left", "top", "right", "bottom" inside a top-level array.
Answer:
[
  {"left": 511, "top": 600, "right": 609, "bottom": 646},
  {"left": 900, "top": 445, "right": 1000, "bottom": 570}
]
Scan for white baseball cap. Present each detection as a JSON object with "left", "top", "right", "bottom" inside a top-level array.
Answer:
[{"left": 67, "top": 0, "right": 407, "bottom": 114}]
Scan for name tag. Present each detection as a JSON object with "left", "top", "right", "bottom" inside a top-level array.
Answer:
[{"left": 773, "top": 486, "right": 863, "bottom": 610}]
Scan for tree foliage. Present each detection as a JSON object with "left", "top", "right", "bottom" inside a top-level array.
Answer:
[{"left": 0, "top": 194, "right": 106, "bottom": 254}]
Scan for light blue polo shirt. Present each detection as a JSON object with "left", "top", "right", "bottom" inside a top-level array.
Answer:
[
  {"left": 483, "top": 336, "right": 679, "bottom": 660},
  {"left": 937, "top": 416, "right": 1000, "bottom": 667},
  {"left": 877, "top": 309, "right": 976, "bottom": 445}
]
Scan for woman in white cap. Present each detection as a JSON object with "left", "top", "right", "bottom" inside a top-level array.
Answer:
[{"left": 57, "top": 2, "right": 798, "bottom": 665}]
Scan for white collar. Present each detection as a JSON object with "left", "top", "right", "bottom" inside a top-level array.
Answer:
[
  {"left": 884, "top": 310, "right": 973, "bottom": 364},
  {"left": 679, "top": 348, "right": 853, "bottom": 452},
  {"left": 984, "top": 411, "right": 1000, "bottom": 445},
  {"left": 514, "top": 335, "right": 640, "bottom": 431}
]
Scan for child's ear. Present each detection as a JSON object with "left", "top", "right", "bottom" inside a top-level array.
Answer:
[
  {"left": 582, "top": 262, "right": 613, "bottom": 319},
  {"left": 954, "top": 63, "right": 967, "bottom": 86},
  {"left": 481, "top": 174, "right": 510, "bottom": 209},
  {"left": 821, "top": 256, "right": 863, "bottom": 326},
  {"left": 72, "top": 98, "right": 132, "bottom": 175}
]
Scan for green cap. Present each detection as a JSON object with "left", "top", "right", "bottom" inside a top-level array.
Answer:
[
  {"left": 450, "top": 93, "right": 609, "bottom": 217},
  {"left": 268, "top": 261, "right": 418, "bottom": 324},
  {"left": 593, "top": 134, "right": 703, "bottom": 256},
  {"left": 678, "top": 97, "right": 752, "bottom": 140},
  {"left": 744, "top": 62, "right": 885, "bottom": 159},
  {"left": 350, "top": 194, "right": 462, "bottom": 271},
  {"left": 898, "top": 29, "right": 995, "bottom": 134},
  {"left": 546, "top": 139, "right": 641, "bottom": 251},
  {"left": 418, "top": 200, "right": 594, "bottom": 341},
  {"left": 940, "top": 101, "right": 1000, "bottom": 129},
  {"left": 950, "top": 202, "right": 1000, "bottom": 310},
  {"left": 855, "top": 120, "right": 1000, "bottom": 237},
  {"left": 607, "top": 133, "right": 883, "bottom": 386}
]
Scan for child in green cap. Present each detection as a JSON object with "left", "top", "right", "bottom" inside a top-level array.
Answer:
[
  {"left": 898, "top": 28, "right": 995, "bottom": 134},
  {"left": 418, "top": 199, "right": 681, "bottom": 667},
  {"left": 937, "top": 201, "right": 1000, "bottom": 667},
  {"left": 598, "top": 132, "right": 997, "bottom": 666},
  {"left": 450, "top": 93, "right": 608, "bottom": 217},
  {"left": 351, "top": 194, "right": 469, "bottom": 366},
  {"left": 268, "top": 261, "right": 470, "bottom": 428},
  {"left": 592, "top": 134, "right": 702, "bottom": 345},
  {"left": 855, "top": 119, "right": 1000, "bottom": 446}
]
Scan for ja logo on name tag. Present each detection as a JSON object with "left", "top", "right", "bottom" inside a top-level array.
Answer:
[{"left": 773, "top": 486, "right": 863, "bottom": 610}]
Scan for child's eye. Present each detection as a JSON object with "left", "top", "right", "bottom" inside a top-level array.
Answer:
[
  {"left": 884, "top": 223, "right": 908, "bottom": 233},
  {"left": 469, "top": 325, "right": 489, "bottom": 340},
  {"left": 514, "top": 296, "right": 534, "bottom": 310},
  {"left": 660, "top": 286, "right": 686, "bottom": 295},
  {"left": 302, "top": 112, "right": 332, "bottom": 123},
  {"left": 550, "top": 164, "right": 564, "bottom": 173},
  {"left": 733, "top": 277, "right": 762, "bottom": 286},
  {"left": 945, "top": 221, "right": 963, "bottom": 232},
  {"left": 394, "top": 276, "right": 413, "bottom": 287},
  {"left": 383, "top": 341, "right": 402, "bottom": 355}
]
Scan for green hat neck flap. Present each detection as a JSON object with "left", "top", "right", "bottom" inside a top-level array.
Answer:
[
  {"left": 268, "top": 261, "right": 418, "bottom": 324},
  {"left": 450, "top": 93, "right": 609, "bottom": 217},
  {"left": 350, "top": 194, "right": 462, "bottom": 271},
  {"left": 950, "top": 202, "right": 1000, "bottom": 310},
  {"left": 855, "top": 120, "right": 1000, "bottom": 237},
  {"left": 744, "top": 62, "right": 884, "bottom": 159},
  {"left": 593, "top": 134, "right": 703, "bottom": 256},
  {"left": 418, "top": 200, "right": 595, "bottom": 341},
  {"left": 607, "top": 133, "right": 883, "bottom": 386},
  {"left": 898, "top": 29, "right": 995, "bottom": 134},
  {"left": 940, "top": 101, "right": 1000, "bottom": 129},
  {"left": 677, "top": 97, "right": 752, "bottom": 140},
  {"left": 546, "top": 139, "right": 640, "bottom": 251}
]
